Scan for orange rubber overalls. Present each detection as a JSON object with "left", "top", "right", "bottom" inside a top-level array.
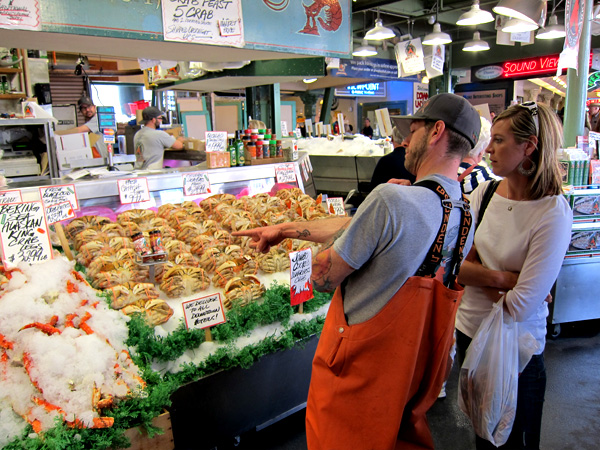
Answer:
[{"left": 306, "top": 181, "right": 471, "bottom": 450}]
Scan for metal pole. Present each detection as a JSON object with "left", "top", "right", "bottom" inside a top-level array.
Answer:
[{"left": 564, "top": 0, "right": 593, "bottom": 147}]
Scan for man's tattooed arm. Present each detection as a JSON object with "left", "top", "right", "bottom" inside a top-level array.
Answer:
[{"left": 311, "top": 221, "right": 354, "bottom": 292}]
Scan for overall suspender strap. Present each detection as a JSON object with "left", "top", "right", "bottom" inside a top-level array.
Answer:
[{"left": 413, "top": 180, "right": 472, "bottom": 286}]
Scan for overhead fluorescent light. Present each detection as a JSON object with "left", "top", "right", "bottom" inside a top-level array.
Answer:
[
  {"left": 423, "top": 23, "right": 452, "bottom": 45},
  {"left": 463, "top": 31, "right": 490, "bottom": 51},
  {"left": 536, "top": 14, "right": 566, "bottom": 39},
  {"left": 457, "top": 0, "right": 495, "bottom": 26},
  {"left": 364, "top": 19, "right": 395, "bottom": 40}
]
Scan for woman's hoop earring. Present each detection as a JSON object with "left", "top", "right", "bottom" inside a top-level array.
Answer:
[{"left": 518, "top": 156, "right": 537, "bottom": 177}]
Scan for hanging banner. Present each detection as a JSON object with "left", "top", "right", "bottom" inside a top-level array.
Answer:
[
  {"left": 395, "top": 38, "right": 425, "bottom": 77},
  {"left": 331, "top": 58, "right": 401, "bottom": 81},
  {"left": 557, "top": 0, "right": 585, "bottom": 75},
  {"left": 162, "top": 0, "right": 244, "bottom": 48},
  {"left": 425, "top": 44, "right": 445, "bottom": 79},
  {"left": 0, "top": 0, "right": 40, "bottom": 31}
]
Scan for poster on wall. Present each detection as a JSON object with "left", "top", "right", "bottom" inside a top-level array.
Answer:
[
  {"left": 458, "top": 90, "right": 506, "bottom": 118},
  {"left": 414, "top": 83, "right": 429, "bottom": 112},
  {"left": 162, "top": 0, "right": 244, "bottom": 48},
  {"left": 0, "top": 0, "right": 40, "bottom": 31}
]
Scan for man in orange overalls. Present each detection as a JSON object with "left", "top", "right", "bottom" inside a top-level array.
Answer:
[{"left": 235, "top": 93, "right": 481, "bottom": 449}]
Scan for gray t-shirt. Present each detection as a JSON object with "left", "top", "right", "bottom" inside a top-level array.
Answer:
[
  {"left": 334, "top": 174, "right": 474, "bottom": 325},
  {"left": 133, "top": 126, "right": 176, "bottom": 170},
  {"left": 84, "top": 116, "right": 108, "bottom": 159}
]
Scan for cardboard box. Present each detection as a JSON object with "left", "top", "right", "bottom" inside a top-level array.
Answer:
[
  {"left": 164, "top": 126, "right": 183, "bottom": 139},
  {"left": 183, "top": 138, "right": 205, "bottom": 151},
  {"left": 55, "top": 132, "right": 91, "bottom": 152},
  {"left": 206, "top": 152, "right": 230, "bottom": 169}
]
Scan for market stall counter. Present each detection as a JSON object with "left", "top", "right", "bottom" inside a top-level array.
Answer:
[{"left": 0, "top": 153, "right": 329, "bottom": 450}]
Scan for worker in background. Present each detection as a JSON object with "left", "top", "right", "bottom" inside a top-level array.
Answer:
[
  {"left": 370, "top": 126, "right": 416, "bottom": 191},
  {"left": 134, "top": 106, "right": 184, "bottom": 170},
  {"left": 589, "top": 101, "right": 600, "bottom": 131},
  {"left": 66, "top": 95, "right": 107, "bottom": 159},
  {"left": 361, "top": 117, "right": 374, "bottom": 139}
]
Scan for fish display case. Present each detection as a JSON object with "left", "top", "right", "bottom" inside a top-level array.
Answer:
[{"left": 550, "top": 187, "right": 600, "bottom": 337}]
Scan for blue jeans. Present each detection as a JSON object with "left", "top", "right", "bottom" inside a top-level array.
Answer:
[{"left": 456, "top": 329, "right": 547, "bottom": 450}]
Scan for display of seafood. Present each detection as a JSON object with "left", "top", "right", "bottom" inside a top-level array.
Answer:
[
  {"left": 0, "top": 259, "right": 146, "bottom": 441},
  {"left": 65, "top": 189, "right": 327, "bottom": 317}
]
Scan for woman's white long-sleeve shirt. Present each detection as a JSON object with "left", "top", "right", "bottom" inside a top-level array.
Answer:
[{"left": 455, "top": 181, "right": 573, "bottom": 353}]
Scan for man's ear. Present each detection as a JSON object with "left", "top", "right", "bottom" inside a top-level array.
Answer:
[{"left": 428, "top": 120, "right": 446, "bottom": 146}]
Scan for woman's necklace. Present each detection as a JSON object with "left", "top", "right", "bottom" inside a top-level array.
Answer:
[{"left": 506, "top": 186, "right": 521, "bottom": 211}]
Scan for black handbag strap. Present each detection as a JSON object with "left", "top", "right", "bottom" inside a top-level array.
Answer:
[
  {"left": 414, "top": 180, "right": 472, "bottom": 286},
  {"left": 476, "top": 180, "right": 500, "bottom": 231}
]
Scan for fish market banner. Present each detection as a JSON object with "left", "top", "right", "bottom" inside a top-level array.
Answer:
[
  {"left": 35, "top": 0, "right": 351, "bottom": 58},
  {"left": 331, "top": 58, "right": 400, "bottom": 81},
  {"left": 0, "top": 0, "right": 40, "bottom": 31},
  {"left": 558, "top": 0, "right": 585, "bottom": 74},
  {"left": 162, "top": 0, "right": 244, "bottom": 47}
]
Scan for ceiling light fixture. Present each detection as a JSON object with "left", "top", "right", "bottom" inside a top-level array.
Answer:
[
  {"left": 502, "top": 17, "right": 539, "bottom": 32},
  {"left": 364, "top": 18, "right": 396, "bottom": 40},
  {"left": 423, "top": 22, "right": 452, "bottom": 45},
  {"left": 536, "top": 14, "right": 566, "bottom": 39},
  {"left": 352, "top": 40, "right": 378, "bottom": 57},
  {"left": 493, "top": 0, "right": 547, "bottom": 27},
  {"left": 457, "top": 0, "right": 494, "bottom": 26},
  {"left": 463, "top": 31, "right": 490, "bottom": 51}
]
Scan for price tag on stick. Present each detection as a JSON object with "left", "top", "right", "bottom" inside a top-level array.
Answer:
[
  {"left": 289, "top": 248, "right": 314, "bottom": 309},
  {"left": 39, "top": 184, "right": 79, "bottom": 210},
  {"left": 327, "top": 197, "right": 346, "bottom": 216},
  {"left": 182, "top": 293, "right": 227, "bottom": 332},
  {"left": 275, "top": 164, "right": 297, "bottom": 183},
  {"left": 0, "top": 202, "right": 53, "bottom": 268},
  {"left": 204, "top": 131, "right": 228, "bottom": 153},
  {"left": 183, "top": 172, "right": 211, "bottom": 196},
  {"left": 117, "top": 178, "right": 151, "bottom": 204},
  {"left": 0, "top": 190, "right": 23, "bottom": 205},
  {"left": 45, "top": 201, "right": 75, "bottom": 225}
]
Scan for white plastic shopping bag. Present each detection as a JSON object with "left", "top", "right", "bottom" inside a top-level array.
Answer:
[{"left": 458, "top": 298, "right": 538, "bottom": 447}]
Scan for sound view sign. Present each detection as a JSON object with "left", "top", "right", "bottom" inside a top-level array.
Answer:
[{"left": 335, "top": 82, "right": 386, "bottom": 97}]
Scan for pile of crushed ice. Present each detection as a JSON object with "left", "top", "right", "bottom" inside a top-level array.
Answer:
[{"left": 297, "top": 135, "right": 391, "bottom": 157}]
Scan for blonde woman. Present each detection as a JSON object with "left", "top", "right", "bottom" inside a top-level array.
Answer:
[{"left": 455, "top": 102, "right": 572, "bottom": 450}]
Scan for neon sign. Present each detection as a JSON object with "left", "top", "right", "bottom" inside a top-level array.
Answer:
[
  {"left": 501, "top": 53, "right": 593, "bottom": 78},
  {"left": 335, "top": 82, "right": 386, "bottom": 97}
]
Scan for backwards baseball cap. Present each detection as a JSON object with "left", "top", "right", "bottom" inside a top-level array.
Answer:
[
  {"left": 141, "top": 106, "right": 166, "bottom": 124},
  {"left": 393, "top": 93, "right": 481, "bottom": 148},
  {"left": 77, "top": 95, "right": 94, "bottom": 108}
]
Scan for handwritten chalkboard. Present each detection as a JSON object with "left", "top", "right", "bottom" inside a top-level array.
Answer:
[
  {"left": 275, "top": 163, "right": 296, "bottom": 184},
  {"left": 182, "top": 293, "right": 226, "bottom": 330},
  {"left": 39, "top": 184, "right": 79, "bottom": 211},
  {"left": 117, "top": 178, "right": 151, "bottom": 204},
  {"left": 205, "top": 131, "right": 228, "bottom": 153},
  {"left": 0, "top": 190, "right": 23, "bottom": 205},
  {"left": 183, "top": 172, "right": 211, "bottom": 196},
  {"left": 162, "top": 0, "right": 244, "bottom": 48},
  {"left": 289, "top": 248, "right": 314, "bottom": 306},
  {"left": 0, "top": 202, "right": 52, "bottom": 267},
  {"left": 45, "top": 201, "right": 76, "bottom": 225}
]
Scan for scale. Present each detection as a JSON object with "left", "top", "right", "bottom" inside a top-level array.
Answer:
[{"left": 97, "top": 106, "right": 118, "bottom": 171}]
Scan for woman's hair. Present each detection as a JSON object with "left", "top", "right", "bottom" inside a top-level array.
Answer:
[
  {"left": 248, "top": 119, "right": 266, "bottom": 129},
  {"left": 494, "top": 102, "right": 564, "bottom": 200}
]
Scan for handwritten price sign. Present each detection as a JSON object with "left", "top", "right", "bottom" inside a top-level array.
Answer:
[
  {"left": 289, "top": 248, "right": 314, "bottom": 306},
  {"left": 117, "top": 178, "right": 151, "bottom": 205},
  {"left": 205, "top": 131, "right": 228, "bottom": 153},
  {"left": 0, "top": 190, "right": 23, "bottom": 205},
  {"left": 39, "top": 184, "right": 79, "bottom": 210},
  {"left": 327, "top": 197, "right": 346, "bottom": 216},
  {"left": 275, "top": 164, "right": 296, "bottom": 184},
  {"left": 44, "top": 201, "right": 76, "bottom": 225},
  {"left": 0, "top": 202, "right": 52, "bottom": 267},
  {"left": 182, "top": 293, "right": 226, "bottom": 330},
  {"left": 183, "top": 172, "right": 211, "bottom": 196},
  {"left": 280, "top": 121, "right": 289, "bottom": 138}
]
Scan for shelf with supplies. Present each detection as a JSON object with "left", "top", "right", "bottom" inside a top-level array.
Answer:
[
  {"left": 0, "top": 93, "right": 26, "bottom": 99},
  {"left": 0, "top": 68, "right": 23, "bottom": 74}
]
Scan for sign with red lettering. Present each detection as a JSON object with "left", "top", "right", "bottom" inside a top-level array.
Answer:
[
  {"left": 473, "top": 53, "right": 593, "bottom": 80},
  {"left": 414, "top": 83, "right": 429, "bottom": 111}
]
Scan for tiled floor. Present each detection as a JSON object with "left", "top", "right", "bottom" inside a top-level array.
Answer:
[{"left": 210, "top": 319, "right": 600, "bottom": 450}]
